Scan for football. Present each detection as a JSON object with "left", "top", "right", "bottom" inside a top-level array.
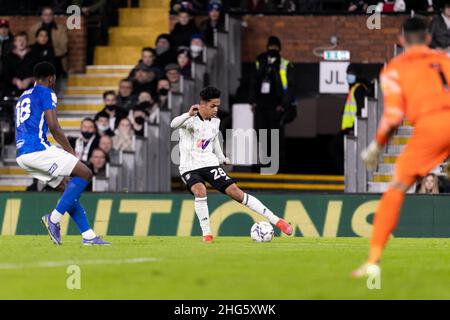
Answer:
[{"left": 250, "top": 221, "right": 274, "bottom": 242}]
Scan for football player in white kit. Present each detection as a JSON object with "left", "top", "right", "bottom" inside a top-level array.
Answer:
[{"left": 171, "top": 86, "right": 293, "bottom": 242}]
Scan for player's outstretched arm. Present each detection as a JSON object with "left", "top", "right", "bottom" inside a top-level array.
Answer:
[
  {"left": 45, "top": 109, "right": 76, "bottom": 156},
  {"left": 170, "top": 104, "right": 199, "bottom": 129}
]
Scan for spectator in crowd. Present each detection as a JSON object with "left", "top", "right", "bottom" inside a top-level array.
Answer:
[
  {"left": 249, "top": 35, "right": 295, "bottom": 171},
  {"left": 69, "top": 118, "right": 100, "bottom": 162},
  {"left": 190, "top": 33, "right": 205, "bottom": 63},
  {"left": 3, "top": 32, "right": 37, "bottom": 97},
  {"left": 154, "top": 34, "right": 177, "bottom": 69},
  {"left": 0, "top": 19, "right": 13, "bottom": 96},
  {"left": 99, "top": 134, "right": 113, "bottom": 155},
  {"left": 157, "top": 77, "right": 171, "bottom": 108},
  {"left": 177, "top": 47, "right": 192, "bottom": 79},
  {"left": 100, "top": 90, "right": 126, "bottom": 130},
  {"left": 147, "top": 100, "right": 160, "bottom": 124},
  {"left": 132, "top": 63, "right": 159, "bottom": 95},
  {"left": 240, "top": 0, "right": 277, "bottom": 12},
  {"left": 165, "top": 63, "right": 182, "bottom": 93},
  {"left": 430, "top": 1, "right": 450, "bottom": 49},
  {"left": 94, "top": 111, "right": 115, "bottom": 137},
  {"left": 129, "top": 47, "right": 159, "bottom": 78},
  {"left": 279, "top": 0, "right": 299, "bottom": 12},
  {"left": 30, "top": 28, "right": 57, "bottom": 68},
  {"left": 340, "top": 64, "right": 369, "bottom": 135},
  {"left": 200, "top": 1, "right": 225, "bottom": 46},
  {"left": 88, "top": 148, "right": 108, "bottom": 177},
  {"left": 117, "top": 78, "right": 138, "bottom": 112},
  {"left": 417, "top": 173, "right": 440, "bottom": 194},
  {"left": 113, "top": 118, "right": 134, "bottom": 151},
  {"left": 137, "top": 90, "right": 156, "bottom": 104},
  {"left": 136, "top": 95, "right": 160, "bottom": 124},
  {"left": 29, "top": 6, "right": 68, "bottom": 76},
  {"left": 170, "top": 9, "right": 199, "bottom": 49},
  {"left": 131, "top": 104, "right": 149, "bottom": 137}
]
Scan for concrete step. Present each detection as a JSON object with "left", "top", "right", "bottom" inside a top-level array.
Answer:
[
  {"left": 94, "top": 46, "right": 142, "bottom": 65},
  {"left": 64, "top": 86, "right": 116, "bottom": 95},
  {"left": 58, "top": 110, "right": 98, "bottom": 118},
  {"left": 386, "top": 144, "right": 404, "bottom": 155},
  {"left": 60, "top": 96, "right": 103, "bottom": 104},
  {"left": 68, "top": 74, "right": 127, "bottom": 87},
  {"left": 119, "top": 8, "right": 169, "bottom": 27},
  {"left": 0, "top": 175, "right": 33, "bottom": 186},
  {"left": 86, "top": 65, "right": 133, "bottom": 75},
  {"left": 383, "top": 154, "right": 398, "bottom": 164},
  {"left": 109, "top": 27, "right": 164, "bottom": 47},
  {"left": 397, "top": 126, "right": 413, "bottom": 136},
  {"left": 0, "top": 167, "right": 26, "bottom": 175},
  {"left": 58, "top": 104, "right": 103, "bottom": 112},
  {"left": 372, "top": 173, "right": 392, "bottom": 183},
  {"left": 0, "top": 185, "right": 27, "bottom": 191},
  {"left": 377, "top": 163, "right": 395, "bottom": 174},
  {"left": 368, "top": 181, "right": 416, "bottom": 193},
  {"left": 391, "top": 135, "right": 410, "bottom": 145},
  {"left": 140, "top": 0, "right": 170, "bottom": 7}
]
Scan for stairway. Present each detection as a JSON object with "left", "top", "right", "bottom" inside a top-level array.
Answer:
[
  {"left": 368, "top": 121, "right": 444, "bottom": 193},
  {"left": 0, "top": 0, "right": 170, "bottom": 191}
]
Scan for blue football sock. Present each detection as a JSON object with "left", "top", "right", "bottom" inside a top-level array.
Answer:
[
  {"left": 68, "top": 199, "right": 91, "bottom": 233},
  {"left": 55, "top": 177, "right": 89, "bottom": 215}
]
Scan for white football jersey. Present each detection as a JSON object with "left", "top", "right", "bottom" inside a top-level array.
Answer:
[{"left": 177, "top": 115, "right": 224, "bottom": 175}]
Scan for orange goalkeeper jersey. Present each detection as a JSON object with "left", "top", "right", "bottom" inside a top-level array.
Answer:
[{"left": 376, "top": 45, "right": 450, "bottom": 145}]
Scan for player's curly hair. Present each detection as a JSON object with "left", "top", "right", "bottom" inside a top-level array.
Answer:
[
  {"left": 33, "top": 61, "right": 56, "bottom": 80},
  {"left": 200, "top": 86, "right": 221, "bottom": 102}
]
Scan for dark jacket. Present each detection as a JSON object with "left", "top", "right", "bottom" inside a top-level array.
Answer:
[
  {"left": 170, "top": 20, "right": 199, "bottom": 49},
  {"left": 154, "top": 49, "right": 177, "bottom": 69},
  {"left": 117, "top": 94, "right": 138, "bottom": 112},
  {"left": 30, "top": 43, "right": 57, "bottom": 67},
  {"left": 249, "top": 52, "right": 295, "bottom": 109},
  {"left": 430, "top": 14, "right": 450, "bottom": 49},
  {"left": 199, "top": 18, "right": 225, "bottom": 47},
  {"left": 3, "top": 48, "right": 38, "bottom": 96}
]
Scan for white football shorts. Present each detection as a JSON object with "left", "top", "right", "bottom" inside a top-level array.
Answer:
[{"left": 16, "top": 145, "right": 79, "bottom": 188}]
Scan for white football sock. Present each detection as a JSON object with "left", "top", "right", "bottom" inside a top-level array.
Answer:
[
  {"left": 242, "top": 193, "right": 280, "bottom": 225},
  {"left": 50, "top": 209, "right": 63, "bottom": 224},
  {"left": 195, "top": 197, "right": 211, "bottom": 236},
  {"left": 82, "top": 229, "right": 96, "bottom": 240}
]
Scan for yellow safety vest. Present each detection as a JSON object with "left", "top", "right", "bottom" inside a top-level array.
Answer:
[
  {"left": 341, "top": 83, "right": 362, "bottom": 130},
  {"left": 256, "top": 57, "right": 290, "bottom": 92}
]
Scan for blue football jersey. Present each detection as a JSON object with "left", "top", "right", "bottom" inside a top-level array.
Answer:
[{"left": 15, "top": 85, "right": 57, "bottom": 157}]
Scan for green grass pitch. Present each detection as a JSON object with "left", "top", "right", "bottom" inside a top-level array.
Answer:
[{"left": 1, "top": 236, "right": 450, "bottom": 299}]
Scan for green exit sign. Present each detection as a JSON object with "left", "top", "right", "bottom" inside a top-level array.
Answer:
[{"left": 323, "top": 50, "right": 350, "bottom": 61}]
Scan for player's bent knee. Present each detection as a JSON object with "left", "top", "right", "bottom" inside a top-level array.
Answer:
[
  {"left": 191, "top": 184, "right": 207, "bottom": 198},
  {"left": 390, "top": 180, "right": 410, "bottom": 193}
]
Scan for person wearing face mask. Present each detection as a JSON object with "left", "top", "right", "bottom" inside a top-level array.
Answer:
[
  {"left": 190, "top": 33, "right": 204, "bottom": 64},
  {"left": 131, "top": 104, "right": 149, "bottom": 137},
  {"left": 249, "top": 35, "right": 295, "bottom": 171},
  {"left": 154, "top": 33, "right": 177, "bottom": 69},
  {"left": 156, "top": 77, "right": 171, "bottom": 109},
  {"left": 68, "top": 118, "right": 100, "bottom": 162},
  {"left": 341, "top": 64, "right": 368, "bottom": 135},
  {"left": 100, "top": 90, "right": 127, "bottom": 130},
  {"left": 94, "top": 111, "right": 115, "bottom": 137}
]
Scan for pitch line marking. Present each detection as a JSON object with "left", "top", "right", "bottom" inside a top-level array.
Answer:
[{"left": 0, "top": 257, "right": 161, "bottom": 270}]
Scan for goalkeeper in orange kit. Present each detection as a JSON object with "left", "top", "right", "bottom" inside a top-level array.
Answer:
[{"left": 352, "top": 17, "right": 450, "bottom": 277}]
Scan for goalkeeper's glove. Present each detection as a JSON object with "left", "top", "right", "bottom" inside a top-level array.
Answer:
[{"left": 361, "top": 141, "right": 383, "bottom": 170}]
